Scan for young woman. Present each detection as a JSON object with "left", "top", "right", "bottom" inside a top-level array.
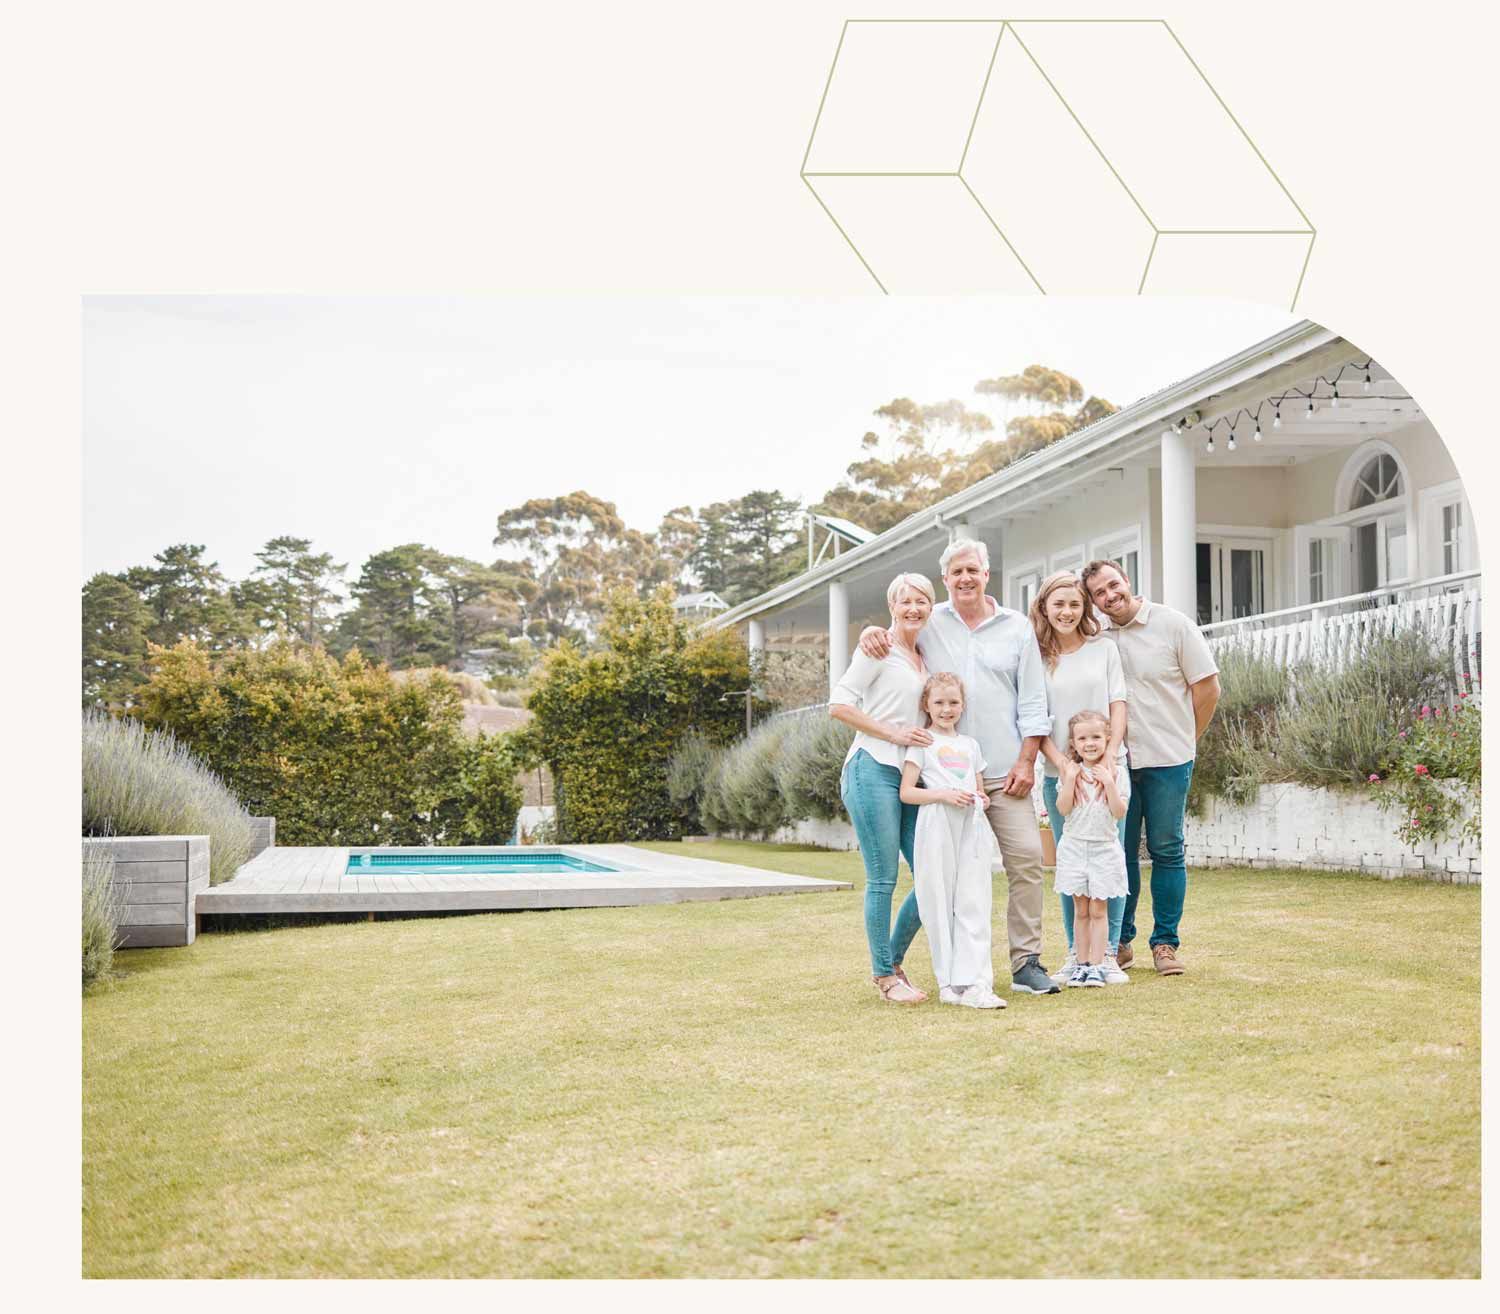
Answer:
[
  {"left": 830, "top": 573, "right": 936, "bottom": 1003},
  {"left": 1028, "top": 571, "right": 1131, "bottom": 984}
]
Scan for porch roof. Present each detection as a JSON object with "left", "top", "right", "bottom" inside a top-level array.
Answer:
[{"left": 714, "top": 318, "right": 1361, "bottom": 628}]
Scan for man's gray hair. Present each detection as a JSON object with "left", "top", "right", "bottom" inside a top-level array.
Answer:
[{"left": 939, "top": 537, "right": 990, "bottom": 574}]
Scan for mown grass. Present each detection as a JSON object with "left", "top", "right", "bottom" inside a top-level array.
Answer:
[{"left": 82, "top": 842, "right": 1479, "bottom": 1278}]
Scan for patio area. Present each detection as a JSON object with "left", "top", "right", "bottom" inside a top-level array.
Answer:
[{"left": 195, "top": 842, "right": 851, "bottom": 920}]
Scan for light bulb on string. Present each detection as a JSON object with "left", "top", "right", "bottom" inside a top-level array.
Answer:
[
  {"left": 1364, "top": 372, "right": 1372, "bottom": 391},
  {"left": 1331, "top": 385, "right": 1339, "bottom": 409},
  {"left": 1206, "top": 432, "right": 1215, "bottom": 454},
  {"left": 1306, "top": 397, "right": 1315, "bottom": 419},
  {"left": 1253, "top": 421, "right": 1263, "bottom": 441},
  {"left": 1227, "top": 431, "right": 1237, "bottom": 452},
  {"left": 1273, "top": 407, "right": 1282, "bottom": 429}
]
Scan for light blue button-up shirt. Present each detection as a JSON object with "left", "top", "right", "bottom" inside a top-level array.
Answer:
[{"left": 918, "top": 598, "right": 1051, "bottom": 778}]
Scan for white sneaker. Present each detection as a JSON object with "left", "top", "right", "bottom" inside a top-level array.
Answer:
[
  {"left": 957, "top": 985, "right": 1007, "bottom": 1010},
  {"left": 1065, "top": 963, "right": 1090, "bottom": 988},
  {"left": 1050, "top": 952, "right": 1079, "bottom": 984},
  {"left": 1101, "top": 955, "right": 1130, "bottom": 985},
  {"left": 938, "top": 986, "right": 964, "bottom": 1005}
]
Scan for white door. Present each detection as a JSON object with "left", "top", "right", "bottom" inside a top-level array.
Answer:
[{"left": 1196, "top": 538, "right": 1269, "bottom": 624}]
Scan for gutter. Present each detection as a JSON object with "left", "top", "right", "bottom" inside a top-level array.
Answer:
[{"left": 711, "top": 319, "right": 1342, "bottom": 628}]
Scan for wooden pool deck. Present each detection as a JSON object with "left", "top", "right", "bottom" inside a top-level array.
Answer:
[{"left": 195, "top": 844, "right": 852, "bottom": 919}]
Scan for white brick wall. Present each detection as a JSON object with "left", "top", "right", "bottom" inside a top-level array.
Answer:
[
  {"left": 1183, "top": 783, "right": 1480, "bottom": 884},
  {"left": 716, "top": 784, "right": 1481, "bottom": 885}
]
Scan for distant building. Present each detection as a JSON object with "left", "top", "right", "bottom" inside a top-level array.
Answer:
[{"left": 673, "top": 591, "right": 730, "bottom": 623}]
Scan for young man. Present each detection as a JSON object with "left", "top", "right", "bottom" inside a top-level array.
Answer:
[
  {"left": 1081, "top": 560, "right": 1221, "bottom": 975},
  {"left": 860, "top": 539, "right": 1060, "bottom": 995}
]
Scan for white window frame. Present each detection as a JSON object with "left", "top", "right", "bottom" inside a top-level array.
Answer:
[
  {"left": 1292, "top": 523, "right": 1352, "bottom": 605},
  {"left": 1087, "top": 525, "right": 1144, "bottom": 591},
  {"left": 1006, "top": 559, "right": 1046, "bottom": 614},
  {"left": 1329, "top": 440, "right": 1416, "bottom": 589},
  {"left": 1417, "top": 479, "right": 1473, "bottom": 580}
]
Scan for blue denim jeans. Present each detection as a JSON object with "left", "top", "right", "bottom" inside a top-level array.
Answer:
[
  {"left": 1042, "top": 773, "right": 1125, "bottom": 955},
  {"left": 1122, "top": 760, "right": 1195, "bottom": 948},
  {"left": 840, "top": 748, "right": 922, "bottom": 978}
]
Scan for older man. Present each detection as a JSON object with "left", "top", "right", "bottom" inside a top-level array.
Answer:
[
  {"left": 1081, "top": 559, "right": 1221, "bottom": 975},
  {"left": 860, "top": 538, "right": 1059, "bottom": 995}
]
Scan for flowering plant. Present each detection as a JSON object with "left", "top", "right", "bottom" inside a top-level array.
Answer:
[{"left": 1368, "top": 680, "right": 1480, "bottom": 847}]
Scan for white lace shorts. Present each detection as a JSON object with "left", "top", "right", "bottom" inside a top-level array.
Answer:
[{"left": 1053, "top": 836, "right": 1128, "bottom": 900}]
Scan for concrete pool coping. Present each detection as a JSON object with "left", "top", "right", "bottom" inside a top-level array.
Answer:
[{"left": 195, "top": 843, "right": 852, "bottom": 918}]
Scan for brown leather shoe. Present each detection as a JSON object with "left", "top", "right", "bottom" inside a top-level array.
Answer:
[
  {"left": 1116, "top": 941, "right": 1134, "bottom": 970},
  {"left": 1152, "top": 944, "right": 1185, "bottom": 975}
]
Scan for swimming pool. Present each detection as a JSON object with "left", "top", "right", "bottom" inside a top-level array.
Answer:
[{"left": 346, "top": 848, "right": 620, "bottom": 876}]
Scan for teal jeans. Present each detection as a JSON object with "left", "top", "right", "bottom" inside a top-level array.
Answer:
[
  {"left": 1042, "top": 773, "right": 1125, "bottom": 955},
  {"left": 840, "top": 748, "right": 922, "bottom": 978},
  {"left": 1122, "top": 761, "right": 1195, "bottom": 948}
]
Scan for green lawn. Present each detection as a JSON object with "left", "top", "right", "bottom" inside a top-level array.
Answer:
[{"left": 82, "top": 842, "right": 1480, "bottom": 1278}]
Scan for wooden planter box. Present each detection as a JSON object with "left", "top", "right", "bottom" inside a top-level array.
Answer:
[{"left": 85, "top": 835, "right": 209, "bottom": 948}]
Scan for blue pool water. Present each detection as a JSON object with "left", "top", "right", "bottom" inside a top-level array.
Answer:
[{"left": 346, "top": 851, "right": 617, "bottom": 876}]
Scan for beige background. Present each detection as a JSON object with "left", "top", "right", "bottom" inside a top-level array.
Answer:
[{"left": 14, "top": 0, "right": 1500, "bottom": 1298}]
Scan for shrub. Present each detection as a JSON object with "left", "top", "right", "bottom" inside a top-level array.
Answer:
[
  {"left": 713, "top": 718, "right": 795, "bottom": 836},
  {"left": 134, "top": 640, "right": 477, "bottom": 847},
  {"left": 1275, "top": 631, "right": 1450, "bottom": 788},
  {"left": 1370, "top": 684, "right": 1481, "bottom": 846},
  {"left": 431, "top": 733, "right": 526, "bottom": 845},
  {"left": 772, "top": 714, "right": 853, "bottom": 821},
  {"left": 83, "top": 710, "right": 255, "bottom": 885},
  {"left": 524, "top": 590, "right": 748, "bottom": 842},
  {"left": 666, "top": 731, "right": 721, "bottom": 835},
  {"left": 82, "top": 841, "right": 123, "bottom": 989},
  {"left": 1187, "top": 646, "right": 1289, "bottom": 813}
]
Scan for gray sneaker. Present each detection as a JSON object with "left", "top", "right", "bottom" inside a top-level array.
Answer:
[{"left": 1010, "top": 954, "right": 1062, "bottom": 994}]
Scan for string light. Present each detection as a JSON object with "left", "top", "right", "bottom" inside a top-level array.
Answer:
[
  {"left": 1205, "top": 432, "right": 1215, "bottom": 453},
  {"left": 1227, "top": 431, "right": 1237, "bottom": 451},
  {"left": 1253, "top": 420, "right": 1263, "bottom": 441}
]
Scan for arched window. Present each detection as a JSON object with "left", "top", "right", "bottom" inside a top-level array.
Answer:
[{"left": 1348, "top": 453, "right": 1404, "bottom": 509}]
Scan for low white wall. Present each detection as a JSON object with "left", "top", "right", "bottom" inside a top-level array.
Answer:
[
  {"left": 1184, "top": 783, "right": 1480, "bottom": 884},
  {"left": 712, "top": 784, "right": 1481, "bottom": 885}
]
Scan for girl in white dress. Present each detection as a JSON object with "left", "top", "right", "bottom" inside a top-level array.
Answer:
[
  {"left": 1054, "top": 710, "right": 1129, "bottom": 989},
  {"left": 899, "top": 672, "right": 1005, "bottom": 1010}
]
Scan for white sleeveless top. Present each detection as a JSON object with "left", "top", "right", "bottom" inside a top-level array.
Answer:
[{"left": 1060, "top": 773, "right": 1120, "bottom": 842}]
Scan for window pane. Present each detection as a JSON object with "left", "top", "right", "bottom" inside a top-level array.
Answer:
[
  {"left": 1309, "top": 540, "right": 1324, "bottom": 602},
  {"left": 1196, "top": 542, "right": 1213, "bottom": 625},
  {"left": 1386, "top": 521, "right": 1408, "bottom": 581}
]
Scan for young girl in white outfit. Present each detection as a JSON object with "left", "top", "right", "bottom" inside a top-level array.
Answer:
[
  {"left": 1054, "top": 710, "right": 1130, "bottom": 988},
  {"left": 899, "top": 672, "right": 1005, "bottom": 1010}
]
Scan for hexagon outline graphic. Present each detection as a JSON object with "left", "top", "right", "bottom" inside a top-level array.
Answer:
[{"left": 801, "top": 18, "right": 1316, "bottom": 308}]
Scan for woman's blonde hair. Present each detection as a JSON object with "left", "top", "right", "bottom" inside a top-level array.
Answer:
[
  {"left": 886, "top": 572, "right": 936, "bottom": 613},
  {"left": 918, "top": 671, "right": 965, "bottom": 727},
  {"left": 1030, "top": 570, "right": 1100, "bottom": 671},
  {"left": 1066, "top": 708, "right": 1111, "bottom": 763}
]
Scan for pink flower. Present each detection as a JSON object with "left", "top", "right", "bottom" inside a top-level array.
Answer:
[
  {"left": 1420, "top": 705, "right": 1432, "bottom": 717},
  {"left": 1368, "top": 773, "right": 1381, "bottom": 782},
  {"left": 1399, "top": 730, "right": 1408, "bottom": 738},
  {"left": 1414, "top": 764, "right": 1430, "bottom": 776},
  {"left": 1460, "top": 692, "right": 1469, "bottom": 698}
]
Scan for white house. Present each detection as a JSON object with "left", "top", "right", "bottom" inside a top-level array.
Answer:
[{"left": 711, "top": 321, "right": 1480, "bottom": 695}]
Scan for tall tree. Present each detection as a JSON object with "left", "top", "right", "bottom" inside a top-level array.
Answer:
[
  {"left": 242, "top": 535, "right": 346, "bottom": 646},
  {"left": 339, "top": 543, "right": 444, "bottom": 666},
  {"left": 493, "top": 491, "right": 657, "bottom": 643},
  {"left": 726, "top": 489, "right": 804, "bottom": 601},
  {"left": 975, "top": 364, "right": 1116, "bottom": 461},
  {"left": 422, "top": 551, "right": 536, "bottom": 666},
  {"left": 81, "top": 573, "right": 154, "bottom": 708},
  {"left": 122, "top": 543, "right": 248, "bottom": 651},
  {"left": 687, "top": 502, "right": 736, "bottom": 598}
]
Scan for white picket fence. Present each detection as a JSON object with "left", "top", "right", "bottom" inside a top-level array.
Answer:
[{"left": 1202, "top": 571, "right": 1481, "bottom": 689}]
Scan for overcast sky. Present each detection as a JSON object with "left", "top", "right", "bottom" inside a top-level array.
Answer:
[{"left": 82, "top": 296, "right": 1296, "bottom": 584}]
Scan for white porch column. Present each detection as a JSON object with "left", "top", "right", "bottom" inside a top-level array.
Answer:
[
  {"left": 1160, "top": 428, "right": 1198, "bottom": 617},
  {"left": 747, "top": 618, "right": 765, "bottom": 657},
  {"left": 828, "top": 581, "right": 850, "bottom": 698}
]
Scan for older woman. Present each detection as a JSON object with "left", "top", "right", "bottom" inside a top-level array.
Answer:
[
  {"left": 1028, "top": 570, "right": 1131, "bottom": 984},
  {"left": 830, "top": 573, "right": 936, "bottom": 1003}
]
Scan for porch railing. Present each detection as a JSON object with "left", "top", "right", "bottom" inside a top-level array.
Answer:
[{"left": 1201, "top": 570, "right": 1482, "bottom": 688}]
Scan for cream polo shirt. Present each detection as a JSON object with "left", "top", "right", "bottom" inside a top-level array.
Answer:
[{"left": 1102, "top": 598, "right": 1219, "bottom": 769}]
